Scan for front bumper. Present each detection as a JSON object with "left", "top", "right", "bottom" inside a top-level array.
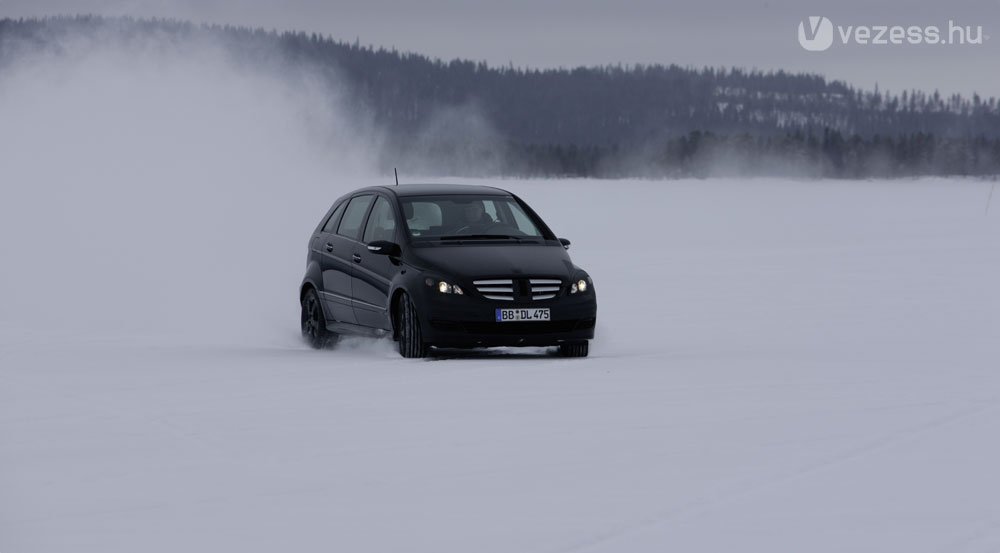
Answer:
[{"left": 418, "top": 293, "right": 597, "bottom": 348}]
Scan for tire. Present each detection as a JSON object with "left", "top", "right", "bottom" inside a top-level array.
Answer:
[
  {"left": 558, "top": 341, "right": 589, "bottom": 358},
  {"left": 301, "top": 288, "right": 336, "bottom": 349},
  {"left": 397, "top": 292, "right": 428, "bottom": 358}
]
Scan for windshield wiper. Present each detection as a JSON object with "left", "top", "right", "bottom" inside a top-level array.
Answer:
[
  {"left": 437, "top": 234, "right": 539, "bottom": 243},
  {"left": 439, "top": 234, "right": 515, "bottom": 240}
]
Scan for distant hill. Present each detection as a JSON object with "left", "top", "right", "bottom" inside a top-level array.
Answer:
[{"left": 3, "top": 15, "right": 999, "bottom": 177}]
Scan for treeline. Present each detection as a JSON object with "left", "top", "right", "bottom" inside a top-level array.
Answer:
[
  {"left": 504, "top": 131, "right": 1000, "bottom": 178},
  {"left": 3, "top": 16, "right": 1000, "bottom": 178}
]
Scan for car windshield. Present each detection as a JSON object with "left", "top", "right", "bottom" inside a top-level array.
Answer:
[{"left": 401, "top": 195, "right": 545, "bottom": 242}]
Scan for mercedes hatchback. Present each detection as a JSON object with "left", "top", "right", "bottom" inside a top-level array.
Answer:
[{"left": 299, "top": 184, "right": 596, "bottom": 358}]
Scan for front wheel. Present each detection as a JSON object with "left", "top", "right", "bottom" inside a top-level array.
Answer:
[
  {"left": 301, "top": 289, "right": 336, "bottom": 349},
  {"left": 397, "top": 292, "right": 428, "bottom": 358},
  {"left": 558, "top": 341, "right": 589, "bottom": 358}
]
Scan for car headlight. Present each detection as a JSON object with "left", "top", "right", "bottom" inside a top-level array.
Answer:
[
  {"left": 426, "top": 278, "right": 463, "bottom": 295},
  {"left": 570, "top": 278, "right": 589, "bottom": 294}
]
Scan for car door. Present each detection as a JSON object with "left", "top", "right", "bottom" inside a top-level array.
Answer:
[
  {"left": 320, "top": 194, "right": 374, "bottom": 325},
  {"left": 352, "top": 194, "right": 400, "bottom": 330},
  {"left": 312, "top": 200, "right": 347, "bottom": 322}
]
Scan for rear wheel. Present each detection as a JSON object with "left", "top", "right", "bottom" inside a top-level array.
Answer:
[
  {"left": 397, "top": 292, "right": 428, "bottom": 358},
  {"left": 558, "top": 341, "right": 589, "bottom": 358},
  {"left": 301, "top": 289, "right": 336, "bottom": 349}
]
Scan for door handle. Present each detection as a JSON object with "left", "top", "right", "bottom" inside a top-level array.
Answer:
[
  {"left": 325, "top": 243, "right": 334, "bottom": 252},
  {"left": 352, "top": 253, "right": 362, "bottom": 263}
]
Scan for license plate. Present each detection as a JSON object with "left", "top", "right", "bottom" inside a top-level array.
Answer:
[{"left": 496, "top": 308, "right": 550, "bottom": 322}]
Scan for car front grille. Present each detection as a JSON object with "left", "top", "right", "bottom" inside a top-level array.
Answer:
[
  {"left": 473, "top": 279, "right": 515, "bottom": 301},
  {"left": 529, "top": 279, "right": 562, "bottom": 301},
  {"left": 473, "top": 278, "right": 564, "bottom": 301}
]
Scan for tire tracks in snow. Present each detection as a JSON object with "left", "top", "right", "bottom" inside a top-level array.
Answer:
[{"left": 544, "top": 398, "right": 999, "bottom": 553}]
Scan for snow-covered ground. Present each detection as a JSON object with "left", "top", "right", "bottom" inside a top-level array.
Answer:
[
  {"left": 3, "top": 173, "right": 999, "bottom": 552},
  {"left": 2, "top": 38, "right": 999, "bottom": 552}
]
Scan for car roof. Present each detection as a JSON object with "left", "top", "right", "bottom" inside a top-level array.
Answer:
[{"left": 357, "top": 183, "right": 512, "bottom": 198}]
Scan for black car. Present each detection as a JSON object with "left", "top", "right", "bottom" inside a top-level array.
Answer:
[{"left": 299, "top": 184, "right": 596, "bottom": 358}]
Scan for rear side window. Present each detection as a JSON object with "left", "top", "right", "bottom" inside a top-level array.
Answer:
[
  {"left": 337, "top": 195, "right": 374, "bottom": 240},
  {"left": 363, "top": 196, "right": 397, "bottom": 243},
  {"left": 321, "top": 202, "right": 347, "bottom": 233}
]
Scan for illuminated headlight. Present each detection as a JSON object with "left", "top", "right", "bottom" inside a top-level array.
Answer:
[
  {"left": 570, "top": 279, "right": 588, "bottom": 294},
  {"left": 431, "top": 280, "right": 464, "bottom": 295}
]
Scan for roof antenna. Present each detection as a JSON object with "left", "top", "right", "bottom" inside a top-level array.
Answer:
[{"left": 394, "top": 168, "right": 399, "bottom": 186}]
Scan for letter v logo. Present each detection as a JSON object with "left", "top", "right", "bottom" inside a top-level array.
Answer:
[{"left": 798, "top": 16, "right": 834, "bottom": 51}]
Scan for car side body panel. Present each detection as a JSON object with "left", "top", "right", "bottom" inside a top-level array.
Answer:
[{"left": 318, "top": 230, "right": 358, "bottom": 324}]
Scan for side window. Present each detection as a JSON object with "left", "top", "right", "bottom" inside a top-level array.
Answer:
[
  {"left": 363, "top": 196, "right": 398, "bottom": 243},
  {"left": 483, "top": 200, "right": 498, "bottom": 222},
  {"left": 337, "top": 195, "right": 374, "bottom": 240},
  {"left": 321, "top": 202, "right": 347, "bottom": 233}
]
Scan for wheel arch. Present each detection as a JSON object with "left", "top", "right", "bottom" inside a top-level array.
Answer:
[
  {"left": 389, "top": 286, "right": 407, "bottom": 340},
  {"left": 300, "top": 258, "right": 323, "bottom": 303},
  {"left": 300, "top": 280, "right": 319, "bottom": 303}
]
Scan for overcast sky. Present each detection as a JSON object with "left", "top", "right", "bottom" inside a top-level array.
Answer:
[{"left": 2, "top": 0, "right": 998, "bottom": 97}]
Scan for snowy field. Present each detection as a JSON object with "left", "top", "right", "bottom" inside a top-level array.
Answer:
[
  {"left": 2, "top": 42, "right": 1000, "bottom": 552},
  {"left": 3, "top": 174, "right": 1000, "bottom": 552}
]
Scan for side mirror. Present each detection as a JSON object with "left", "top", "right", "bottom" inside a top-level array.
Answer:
[
  {"left": 366, "top": 240, "right": 401, "bottom": 257},
  {"left": 558, "top": 238, "right": 571, "bottom": 250}
]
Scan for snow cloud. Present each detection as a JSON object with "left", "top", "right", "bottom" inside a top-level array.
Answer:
[{"left": 0, "top": 25, "right": 377, "bottom": 346}]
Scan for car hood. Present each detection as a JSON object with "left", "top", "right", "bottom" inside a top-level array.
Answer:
[{"left": 411, "top": 243, "right": 576, "bottom": 280}]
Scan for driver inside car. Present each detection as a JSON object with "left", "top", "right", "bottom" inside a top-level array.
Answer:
[{"left": 459, "top": 201, "right": 494, "bottom": 232}]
